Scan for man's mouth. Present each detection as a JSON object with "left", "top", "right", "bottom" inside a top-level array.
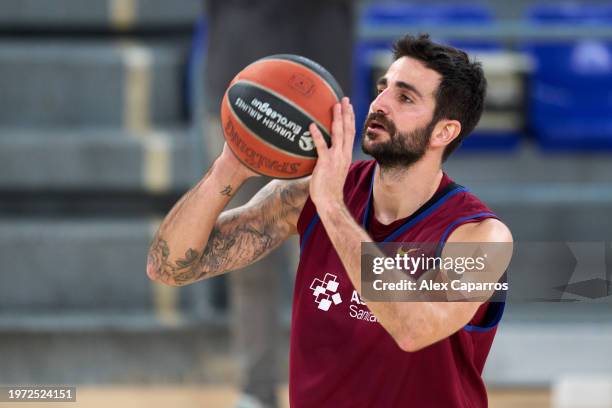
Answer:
[{"left": 366, "top": 119, "right": 387, "bottom": 133}]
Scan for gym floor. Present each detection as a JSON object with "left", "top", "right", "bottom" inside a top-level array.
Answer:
[{"left": 0, "top": 386, "right": 550, "bottom": 408}]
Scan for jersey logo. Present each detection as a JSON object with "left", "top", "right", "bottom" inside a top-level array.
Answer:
[{"left": 309, "top": 273, "right": 342, "bottom": 311}]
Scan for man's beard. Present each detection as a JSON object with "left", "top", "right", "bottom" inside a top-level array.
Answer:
[{"left": 361, "top": 112, "right": 434, "bottom": 170}]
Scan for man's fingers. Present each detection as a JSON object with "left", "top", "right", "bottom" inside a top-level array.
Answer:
[
  {"left": 342, "top": 97, "right": 356, "bottom": 156},
  {"left": 331, "top": 102, "right": 343, "bottom": 150},
  {"left": 310, "top": 123, "right": 329, "bottom": 159}
]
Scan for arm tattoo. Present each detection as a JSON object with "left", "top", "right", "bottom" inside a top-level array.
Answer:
[
  {"left": 196, "top": 179, "right": 309, "bottom": 279},
  {"left": 147, "top": 178, "right": 309, "bottom": 285},
  {"left": 220, "top": 185, "right": 233, "bottom": 196},
  {"left": 147, "top": 166, "right": 214, "bottom": 285},
  {"left": 147, "top": 234, "right": 203, "bottom": 286}
]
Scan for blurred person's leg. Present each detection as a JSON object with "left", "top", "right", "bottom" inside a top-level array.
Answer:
[
  {"left": 228, "top": 215, "right": 283, "bottom": 408},
  {"left": 204, "top": 2, "right": 354, "bottom": 407}
]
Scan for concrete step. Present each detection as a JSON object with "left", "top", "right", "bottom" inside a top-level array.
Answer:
[
  {"left": 0, "top": 316, "right": 291, "bottom": 385},
  {"left": 446, "top": 143, "right": 612, "bottom": 184},
  {"left": 477, "top": 191, "right": 612, "bottom": 240},
  {"left": 0, "top": 127, "right": 206, "bottom": 192},
  {"left": 0, "top": 217, "right": 219, "bottom": 318},
  {"left": 441, "top": 143, "right": 612, "bottom": 240},
  {"left": 0, "top": 40, "right": 187, "bottom": 128},
  {"left": 0, "top": 0, "right": 202, "bottom": 31},
  {"left": 485, "top": 308, "right": 612, "bottom": 386},
  {"left": 0, "top": 323, "right": 237, "bottom": 384},
  {"left": 0, "top": 217, "right": 157, "bottom": 312},
  {"left": 461, "top": 180, "right": 612, "bottom": 240}
]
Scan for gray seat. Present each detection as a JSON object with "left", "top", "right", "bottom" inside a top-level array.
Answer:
[
  {"left": 0, "top": 0, "right": 202, "bottom": 30},
  {"left": 0, "top": 127, "right": 200, "bottom": 191},
  {"left": 0, "top": 40, "right": 186, "bottom": 128}
]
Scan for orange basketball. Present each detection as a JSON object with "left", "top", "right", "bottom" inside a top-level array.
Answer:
[{"left": 220, "top": 54, "right": 344, "bottom": 179}]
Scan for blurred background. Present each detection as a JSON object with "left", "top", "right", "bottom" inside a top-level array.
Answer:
[{"left": 1, "top": 0, "right": 612, "bottom": 407}]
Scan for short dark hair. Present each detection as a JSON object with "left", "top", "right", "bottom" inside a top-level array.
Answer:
[{"left": 392, "top": 34, "right": 487, "bottom": 161}]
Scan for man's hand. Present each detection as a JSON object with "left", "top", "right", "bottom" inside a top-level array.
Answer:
[
  {"left": 218, "top": 142, "right": 260, "bottom": 182},
  {"left": 309, "top": 97, "right": 356, "bottom": 208}
]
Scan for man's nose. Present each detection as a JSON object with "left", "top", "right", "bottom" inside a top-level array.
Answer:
[{"left": 370, "top": 89, "right": 390, "bottom": 116}]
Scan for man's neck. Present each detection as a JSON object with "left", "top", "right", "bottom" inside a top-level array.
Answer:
[{"left": 372, "top": 156, "right": 443, "bottom": 225}]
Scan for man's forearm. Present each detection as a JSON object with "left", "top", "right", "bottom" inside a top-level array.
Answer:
[
  {"left": 316, "top": 201, "right": 457, "bottom": 351},
  {"left": 317, "top": 202, "right": 368, "bottom": 290},
  {"left": 147, "top": 158, "right": 250, "bottom": 285},
  {"left": 316, "top": 202, "right": 412, "bottom": 337}
]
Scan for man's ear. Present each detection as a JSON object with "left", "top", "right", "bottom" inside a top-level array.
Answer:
[{"left": 430, "top": 119, "right": 461, "bottom": 148}]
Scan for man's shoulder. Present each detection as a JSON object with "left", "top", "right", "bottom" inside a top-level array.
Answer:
[{"left": 448, "top": 218, "right": 513, "bottom": 244}]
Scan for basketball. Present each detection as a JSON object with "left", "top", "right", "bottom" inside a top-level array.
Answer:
[{"left": 220, "top": 54, "right": 344, "bottom": 179}]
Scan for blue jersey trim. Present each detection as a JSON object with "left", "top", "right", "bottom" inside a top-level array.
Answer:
[
  {"left": 464, "top": 302, "right": 505, "bottom": 332},
  {"left": 381, "top": 187, "right": 468, "bottom": 243},
  {"left": 304, "top": 167, "right": 468, "bottom": 252},
  {"left": 360, "top": 168, "right": 376, "bottom": 227},
  {"left": 361, "top": 180, "right": 468, "bottom": 242},
  {"left": 300, "top": 214, "right": 320, "bottom": 253},
  {"left": 435, "top": 212, "right": 497, "bottom": 257},
  {"left": 435, "top": 211, "right": 505, "bottom": 333},
  {"left": 299, "top": 182, "right": 467, "bottom": 252}
]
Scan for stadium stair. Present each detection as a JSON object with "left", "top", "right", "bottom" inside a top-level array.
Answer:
[{"left": 0, "top": 0, "right": 239, "bottom": 384}]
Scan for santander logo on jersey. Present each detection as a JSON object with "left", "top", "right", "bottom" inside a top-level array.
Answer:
[
  {"left": 309, "top": 273, "right": 378, "bottom": 322},
  {"left": 309, "top": 273, "right": 342, "bottom": 311}
]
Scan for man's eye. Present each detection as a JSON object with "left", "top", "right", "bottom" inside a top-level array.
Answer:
[
  {"left": 376, "top": 88, "right": 384, "bottom": 94},
  {"left": 400, "top": 94, "right": 413, "bottom": 103}
]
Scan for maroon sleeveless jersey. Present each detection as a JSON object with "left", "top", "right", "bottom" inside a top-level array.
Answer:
[{"left": 290, "top": 160, "right": 504, "bottom": 407}]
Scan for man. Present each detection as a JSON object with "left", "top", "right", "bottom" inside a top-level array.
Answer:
[{"left": 147, "top": 34, "right": 513, "bottom": 407}]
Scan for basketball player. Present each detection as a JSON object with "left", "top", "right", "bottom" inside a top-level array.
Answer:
[{"left": 147, "top": 34, "right": 513, "bottom": 407}]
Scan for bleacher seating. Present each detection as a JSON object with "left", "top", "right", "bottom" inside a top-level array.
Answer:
[
  {"left": 0, "top": 0, "right": 202, "bottom": 30},
  {"left": 523, "top": 3, "right": 612, "bottom": 150},
  {"left": 0, "top": 0, "right": 213, "bottom": 384}
]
